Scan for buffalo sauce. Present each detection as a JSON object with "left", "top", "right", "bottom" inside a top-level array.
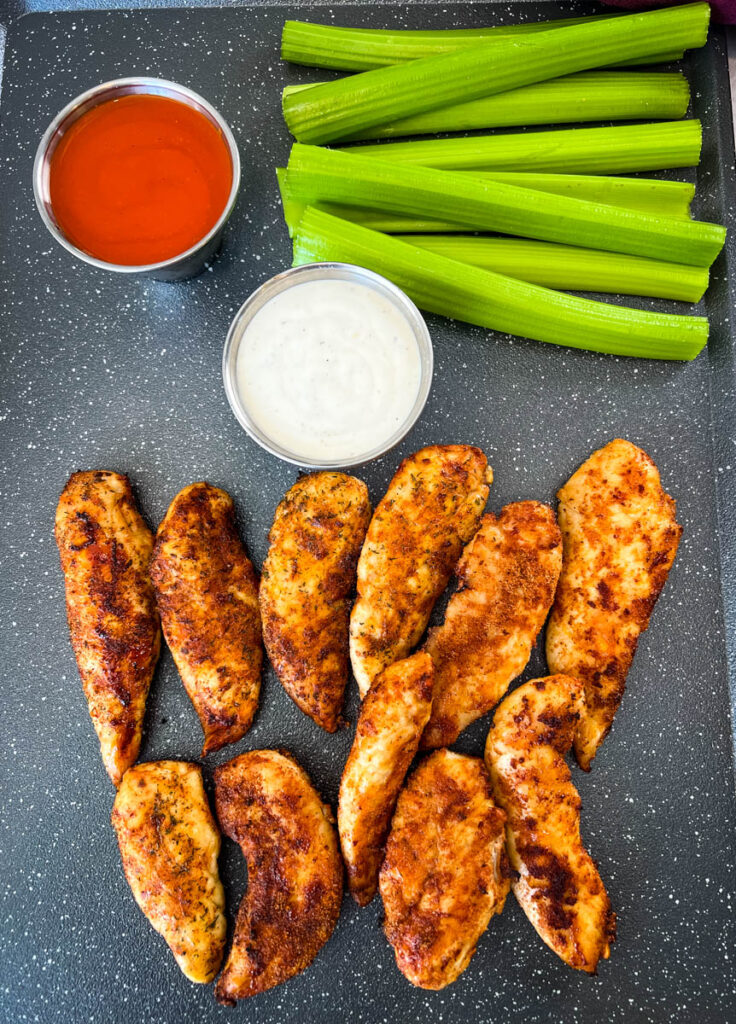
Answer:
[{"left": 48, "top": 93, "right": 233, "bottom": 266}]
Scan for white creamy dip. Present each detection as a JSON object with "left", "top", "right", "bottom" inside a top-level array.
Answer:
[{"left": 235, "top": 279, "right": 423, "bottom": 462}]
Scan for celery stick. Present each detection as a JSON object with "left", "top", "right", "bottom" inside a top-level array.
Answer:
[
  {"left": 400, "top": 236, "right": 708, "bottom": 301},
  {"left": 280, "top": 20, "right": 684, "bottom": 70},
  {"left": 282, "top": 145, "right": 725, "bottom": 266},
  {"left": 474, "top": 173, "right": 694, "bottom": 218},
  {"left": 292, "top": 207, "right": 708, "bottom": 359},
  {"left": 346, "top": 121, "right": 703, "bottom": 175},
  {"left": 283, "top": 72, "right": 690, "bottom": 139},
  {"left": 282, "top": 5, "right": 710, "bottom": 143},
  {"left": 277, "top": 167, "right": 695, "bottom": 231}
]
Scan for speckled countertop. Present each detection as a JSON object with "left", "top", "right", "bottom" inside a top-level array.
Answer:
[{"left": 1, "top": 3, "right": 735, "bottom": 1023}]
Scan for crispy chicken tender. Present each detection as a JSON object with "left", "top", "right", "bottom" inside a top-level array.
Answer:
[
  {"left": 485, "top": 675, "right": 615, "bottom": 973},
  {"left": 380, "top": 749, "right": 510, "bottom": 990},
  {"left": 350, "top": 445, "right": 492, "bottom": 697},
  {"left": 422, "top": 502, "right": 562, "bottom": 748},
  {"left": 338, "top": 652, "right": 434, "bottom": 907},
  {"left": 55, "top": 471, "right": 160, "bottom": 786},
  {"left": 213, "top": 750, "right": 343, "bottom": 1005},
  {"left": 260, "top": 472, "right": 371, "bottom": 732},
  {"left": 111, "top": 761, "right": 226, "bottom": 983},
  {"left": 545, "top": 439, "right": 682, "bottom": 770},
  {"left": 150, "top": 483, "right": 262, "bottom": 755}
]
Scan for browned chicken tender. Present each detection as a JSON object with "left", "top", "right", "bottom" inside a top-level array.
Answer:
[
  {"left": 380, "top": 749, "right": 510, "bottom": 990},
  {"left": 338, "top": 652, "right": 434, "bottom": 907},
  {"left": 55, "top": 470, "right": 160, "bottom": 787},
  {"left": 150, "top": 483, "right": 262, "bottom": 755},
  {"left": 111, "top": 761, "right": 226, "bottom": 983},
  {"left": 485, "top": 675, "right": 615, "bottom": 974},
  {"left": 214, "top": 750, "right": 343, "bottom": 1005},
  {"left": 350, "top": 445, "right": 492, "bottom": 697},
  {"left": 260, "top": 472, "right": 371, "bottom": 732},
  {"left": 545, "top": 439, "right": 682, "bottom": 770},
  {"left": 422, "top": 501, "right": 562, "bottom": 748}
]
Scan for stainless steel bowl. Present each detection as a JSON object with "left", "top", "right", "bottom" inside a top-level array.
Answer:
[
  {"left": 223, "top": 263, "right": 434, "bottom": 470},
  {"left": 32, "top": 77, "right": 241, "bottom": 281}
]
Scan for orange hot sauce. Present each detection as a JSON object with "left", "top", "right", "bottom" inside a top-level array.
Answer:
[{"left": 48, "top": 93, "right": 233, "bottom": 266}]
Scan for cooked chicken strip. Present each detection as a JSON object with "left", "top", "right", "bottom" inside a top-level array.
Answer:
[
  {"left": 260, "top": 472, "right": 371, "bottom": 732},
  {"left": 545, "top": 439, "right": 681, "bottom": 770},
  {"left": 150, "top": 483, "right": 262, "bottom": 755},
  {"left": 486, "top": 675, "right": 615, "bottom": 973},
  {"left": 55, "top": 470, "right": 160, "bottom": 787},
  {"left": 338, "top": 652, "right": 433, "bottom": 906},
  {"left": 350, "top": 445, "right": 492, "bottom": 697},
  {"left": 422, "top": 502, "right": 562, "bottom": 748},
  {"left": 111, "top": 761, "right": 226, "bottom": 983},
  {"left": 380, "top": 749, "right": 509, "bottom": 990},
  {"left": 214, "top": 750, "right": 343, "bottom": 1004}
]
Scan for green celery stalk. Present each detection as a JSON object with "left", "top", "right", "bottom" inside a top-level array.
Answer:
[
  {"left": 280, "top": 19, "right": 684, "bottom": 70},
  {"left": 345, "top": 121, "right": 703, "bottom": 174},
  {"left": 282, "top": 145, "right": 725, "bottom": 266},
  {"left": 282, "top": 4, "right": 710, "bottom": 143},
  {"left": 400, "top": 235, "right": 708, "bottom": 301},
  {"left": 277, "top": 167, "right": 695, "bottom": 231},
  {"left": 283, "top": 72, "right": 690, "bottom": 139},
  {"left": 472, "top": 173, "right": 694, "bottom": 218},
  {"left": 292, "top": 207, "right": 708, "bottom": 359}
]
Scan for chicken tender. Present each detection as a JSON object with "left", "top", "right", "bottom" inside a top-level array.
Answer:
[
  {"left": 260, "top": 472, "right": 371, "bottom": 731},
  {"left": 422, "top": 502, "right": 562, "bottom": 748},
  {"left": 213, "top": 750, "right": 343, "bottom": 1004},
  {"left": 350, "top": 445, "right": 492, "bottom": 697},
  {"left": 545, "top": 439, "right": 681, "bottom": 770},
  {"left": 380, "top": 749, "right": 509, "bottom": 990},
  {"left": 338, "top": 652, "right": 433, "bottom": 907},
  {"left": 111, "top": 761, "right": 226, "bottom": 983},
  {"left": 150, "top": 483, "right": 262, "bottom": 755},
  {"left": 485, "top": 675, "right": 615, "bottom": 973},
  {"left": 55, "top": 470, "right": 160, "bottom": 787}
]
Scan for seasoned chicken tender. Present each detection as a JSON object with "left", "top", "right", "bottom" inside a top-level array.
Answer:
[
  {"left": 213, "top": 750, "right": 343, "bottom": 1005},
  {"left": 486, "top": 675, "right": 615, "bottom": 974},
  {"left": 150, "top": 483, "right": 262, "bottom": 755},
  {"left": 111, "top": 761, "right": 226, "bottom": 983},
  {"left": 422, "top": 502, "right": 562, "bottom": 748},
  {"left": 55, "top": 471, "right": 160, "bottom": 787},
  {"left": 338, "top": 652, "right": 433, "bottom": 906},
  {"left": 350, "top": 445, "right": 492, "bottom": 697},
  {"left": 545, "top": 439, "right": 682, "bottom": 770},
  {"left": 380, "top": 749, "right": 510, "bottom": 990},
  {"left": 261, "top": 472, "right": 371, "bottom": 731}
]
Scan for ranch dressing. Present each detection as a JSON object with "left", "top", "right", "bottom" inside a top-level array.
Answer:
[{"left": 235, "top": 279, "right": 423, "bottom": 462}]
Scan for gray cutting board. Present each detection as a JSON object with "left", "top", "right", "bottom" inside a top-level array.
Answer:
[{"left": 1, "top": 3, "right": 736, "bottom": 1022}]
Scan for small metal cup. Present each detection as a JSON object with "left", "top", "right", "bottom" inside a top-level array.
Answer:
[
  {"left": 222, "top": 262, "right": 434, "bottom": 470},
  {"left": 32, "top": 77, "right": 241, "bottom": 281}
]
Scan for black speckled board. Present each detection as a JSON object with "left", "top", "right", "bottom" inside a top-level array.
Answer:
[{"left": 2, "top": 3, "right": 736, "bottom": 1022}]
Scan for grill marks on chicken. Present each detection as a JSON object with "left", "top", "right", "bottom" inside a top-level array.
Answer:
[
  {"left": 111, "top": 761, "right": 227, "bottom": 983},
  {"left": 213, "top": 750, "right": 343, "bottom": 1005},
  {"left": 350, "top": 445, "right": 492, "bottom": 697},
  {"left": 486, "top": 675, "right": 615, "bottom": 974},
  {"left": 150, "top": 483, "right": 262, "bottom": 755},
  {"left": 260, "top": 472, "right": 371, "bottom": 732},
  {"left": 545, "top": 439, "right": 681, "bottom": 770},
  {"left": 55, "top": 471, "right": 160, "bottom": 786},
  {"left": 380, "top": 749, "right": 510, "bottom": 990},
  {"left": 422, "top": 501, "right": 562, "bottom": 749},
  {"left": 338, "top": 652, "right": 434, "bottom": 907}
]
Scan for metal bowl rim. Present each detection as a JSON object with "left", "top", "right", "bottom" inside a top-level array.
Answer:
[
  {"left": 222, "top": 262, "right": 434, "bottom": 470},
  {"left": 32, "top": 76, "right": 241, "bottom": 274}
]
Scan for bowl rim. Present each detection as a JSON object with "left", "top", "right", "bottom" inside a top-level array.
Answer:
[
  {"left": 222, "top": 262, "right": 434, "bottom": 470},
  {"left": 32, "top": 76, "right": 241, "bottom": 274}
]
